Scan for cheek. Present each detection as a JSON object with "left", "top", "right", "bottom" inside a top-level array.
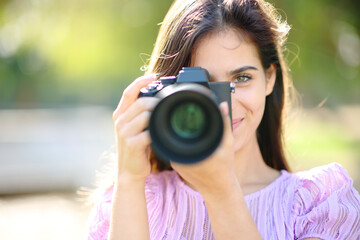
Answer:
[
  {"left": 231, "top": 85, "right": 267, "bottom": 151},
  {"left": 232, "top": 84, "right": 267, "bottom": 118}
]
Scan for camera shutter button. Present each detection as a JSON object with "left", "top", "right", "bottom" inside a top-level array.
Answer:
[{"left": 146, "top": 84, "right": 157, "bottom": 91}]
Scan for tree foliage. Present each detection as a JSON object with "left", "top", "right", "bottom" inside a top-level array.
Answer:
[{"left": 0, "top": 0, "right": 358, "bottom": 108}]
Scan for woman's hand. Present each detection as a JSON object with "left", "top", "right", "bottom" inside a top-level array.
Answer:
[
  {"left": 112, "top": 74, "right": 159, "bottom": 182},
  {"left": 170, "top": 102, "right": 236, "bottom": 195},
  {"left": 171, "top": 103, "right": 263, "bottom": 240},
  {"left": 109, "top": 75, "right": 157, "bottom": 240}
]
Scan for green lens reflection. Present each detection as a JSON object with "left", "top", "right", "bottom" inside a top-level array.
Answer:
[{"left": 170, "top": 102, "right": 205, "bottom": 139}]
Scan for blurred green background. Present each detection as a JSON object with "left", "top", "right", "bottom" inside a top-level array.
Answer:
[
  {"left": 0, "top": 0, "right": 359, "bottom": 239},
  {"left": 0, "top": 0, "right": 359, "bottom": 184},
  {"left": 0, "top": 0, "right": 359, "bottom": 108}
]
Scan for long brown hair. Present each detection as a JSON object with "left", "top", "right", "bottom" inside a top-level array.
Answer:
[{"left": 146, "top": 0, "right": 293, "bottom": 171}]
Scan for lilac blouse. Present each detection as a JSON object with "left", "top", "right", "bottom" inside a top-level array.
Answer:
[{"left": 87, "top": 163, "right": 360, "bottom": 239}]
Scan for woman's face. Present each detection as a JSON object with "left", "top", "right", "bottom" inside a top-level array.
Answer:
[{"left": 191, "top": 28, "right": 276, "bottom": 152}]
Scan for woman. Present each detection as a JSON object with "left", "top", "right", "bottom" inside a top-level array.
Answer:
[{"left": 87, "top": 0, "right": 360, "bottom": 239}]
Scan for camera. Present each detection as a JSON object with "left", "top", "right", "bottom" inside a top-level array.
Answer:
[{"left": 139, "top": 67, "right": 233, "bottom": 164}]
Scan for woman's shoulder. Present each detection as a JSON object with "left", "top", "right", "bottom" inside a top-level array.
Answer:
[
  {"left": 265, "top": 162, "right": 360, "bottom": 217},
  {"left": 293, "top": 163, "right": 356, "bottom": 201},
  {"left": 290, "top": 163, "right": 360, "bottom": 239},
  {"left": 295, "top": 162, "right": 352, "bottom": 183},
  {"left": 289, "top": 163, "right": 358, "bottom": 208}
]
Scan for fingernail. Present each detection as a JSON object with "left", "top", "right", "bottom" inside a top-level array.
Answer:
[{"left": 144, "top": 74, "right": 156, "bottom": 81}]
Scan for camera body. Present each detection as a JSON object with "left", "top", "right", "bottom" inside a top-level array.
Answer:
[{"left": 139, "top": 67, "right": 233, "bottom": 164}]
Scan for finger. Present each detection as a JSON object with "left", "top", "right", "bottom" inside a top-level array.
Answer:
[
  {"left": 118, "top": 110, "right": 151, "bottom": 138},
  {"left": 127, "top": 130, "right": 151, "bottom": 149},
  {"left": 220, "top": 101, "right": 229, "bottom": 116},
  {"left": 114, "top": 74, "right": 156, "bottom": 116},
  {"left": 118, "top": 97, "right": 159, "bottom": 126}
]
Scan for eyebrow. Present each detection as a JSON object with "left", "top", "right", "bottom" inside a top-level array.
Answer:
[{"left": 227, "top": 66, "right": 258, "bottom": 76}]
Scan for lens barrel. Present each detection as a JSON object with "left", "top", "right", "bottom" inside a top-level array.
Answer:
[{"left": 149, "top": 83, "right": 223, "bottom": 164}]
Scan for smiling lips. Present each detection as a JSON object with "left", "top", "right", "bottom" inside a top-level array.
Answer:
[{"left": 232, "top": 117, "right": 244, "bottom": 130}]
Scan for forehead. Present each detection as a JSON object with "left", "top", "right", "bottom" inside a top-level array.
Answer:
[{"left": 191, "top": 28, "right": 262, "bottom": 69}]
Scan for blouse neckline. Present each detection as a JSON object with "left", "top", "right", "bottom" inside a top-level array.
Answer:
[{"left": 173, "top": 169, "right": 290, "bottom": 200}]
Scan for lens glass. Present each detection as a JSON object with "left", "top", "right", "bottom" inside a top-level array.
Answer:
[{"left": 170, "top": 102, "right": 205, "bottom": 139}]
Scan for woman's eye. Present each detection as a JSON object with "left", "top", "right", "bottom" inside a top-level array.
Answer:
[{"left": 233, "top": 74, "right": 252, "bottom": 84}]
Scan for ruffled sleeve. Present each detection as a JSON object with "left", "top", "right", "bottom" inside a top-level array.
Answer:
[
  {"left": 86, "top": 187, "right": 114, "bottom": 240},
  {"left": 86, "top": 173, "right": 164, "bottom": 240},
  {"left": 292, "top": 163, "right": 360, "bottom": 240}
]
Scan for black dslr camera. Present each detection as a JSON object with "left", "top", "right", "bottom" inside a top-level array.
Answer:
[{"left": 139, "top": 67, "right": 233, "bottom": 164}]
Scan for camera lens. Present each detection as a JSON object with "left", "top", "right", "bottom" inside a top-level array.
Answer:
[
  {"left": 149, "top": 83, "right": 223, "bottom": 164},
  {"left": 170, "top": 102, "right": 205, "bottom": 139}
]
